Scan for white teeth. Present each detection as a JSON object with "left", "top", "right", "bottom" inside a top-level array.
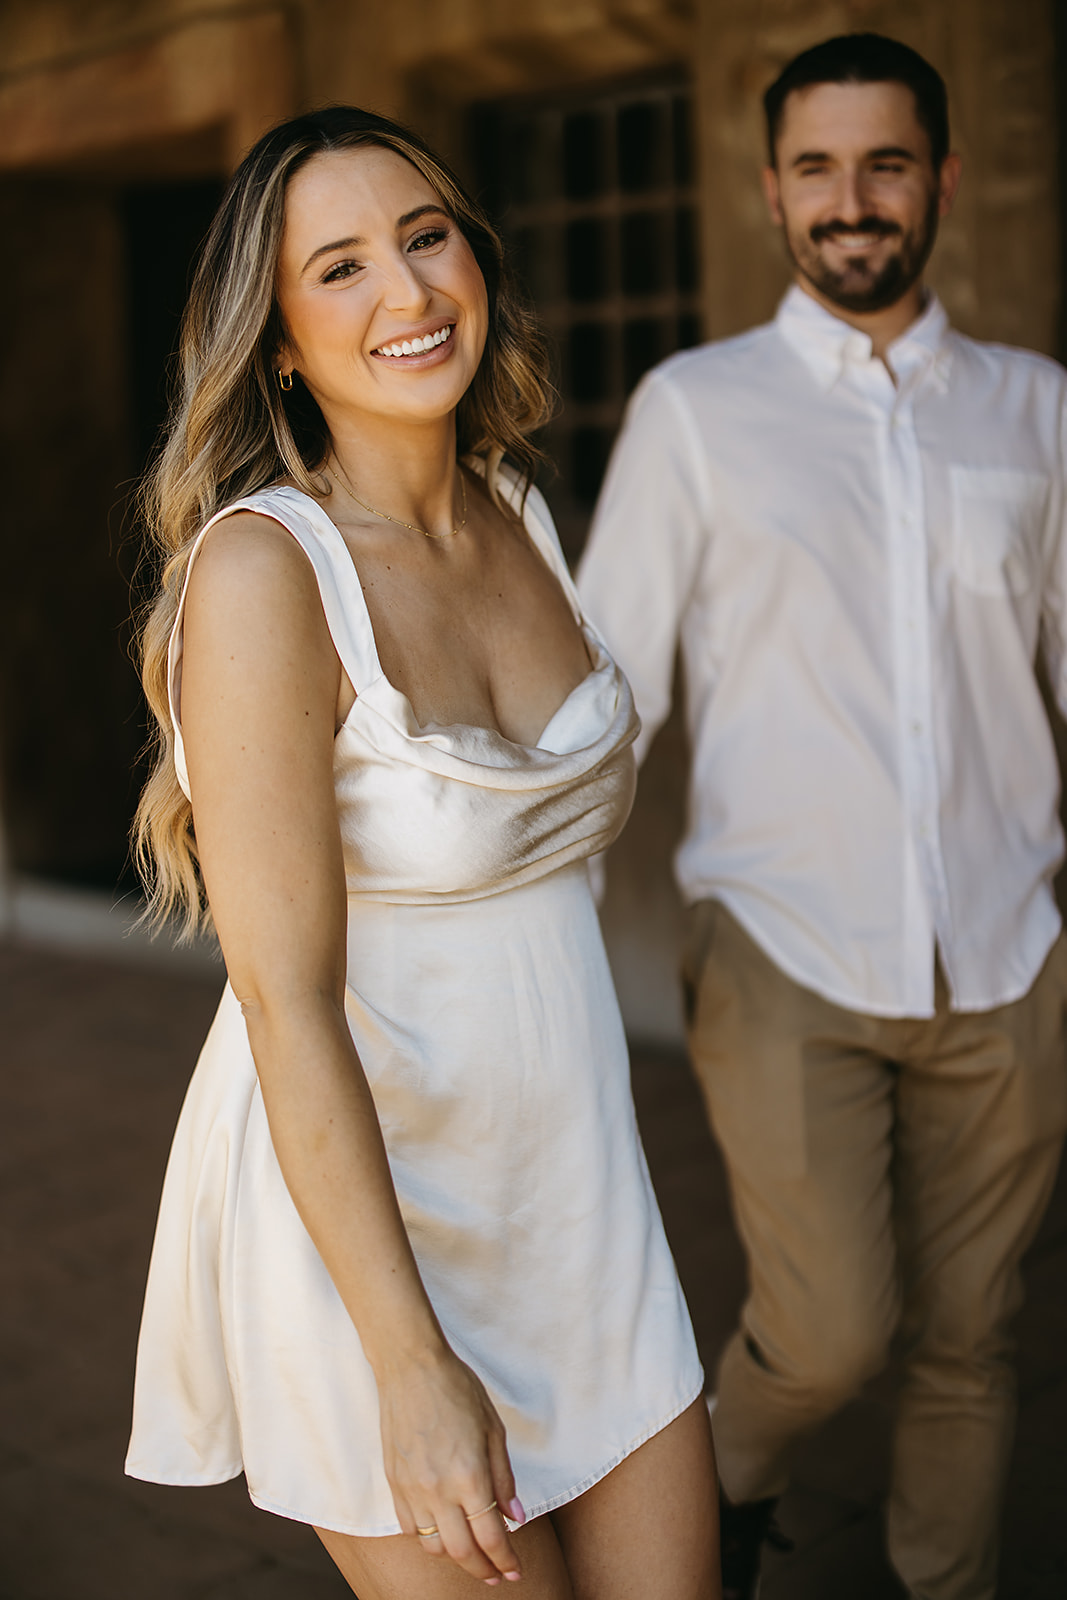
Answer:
[{"left": 376, "top": 324, "right": 452, "bottom": 357}]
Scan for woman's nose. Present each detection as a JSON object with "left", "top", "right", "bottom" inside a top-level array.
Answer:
[{"left": 381, "top": 252, "right": 432, "bottom": 313}]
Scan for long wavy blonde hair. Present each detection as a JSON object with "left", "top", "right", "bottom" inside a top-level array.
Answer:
[{"left": 135, "top": 105, "right": 555, "bottom": 939}]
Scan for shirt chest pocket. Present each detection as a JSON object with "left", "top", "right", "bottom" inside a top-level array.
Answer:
[{"left": 950, "top": 465, "right": 1049, "bottom": 598}]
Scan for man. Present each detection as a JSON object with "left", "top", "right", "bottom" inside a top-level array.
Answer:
[{"left": 578, "top": 32, "right": 1067, "bottom": 1600}]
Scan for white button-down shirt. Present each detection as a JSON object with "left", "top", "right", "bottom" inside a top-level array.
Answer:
[{"left": 578, "top": 285, "right": 1067, "bottom": 1017}]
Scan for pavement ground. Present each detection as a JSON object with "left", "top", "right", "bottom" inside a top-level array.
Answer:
[{"left": 2, "top": 934, "right": 1066, "bottom": 1599}]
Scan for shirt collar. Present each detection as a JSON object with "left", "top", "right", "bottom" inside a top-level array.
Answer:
[{"left": 775, "top": 282, "right": 952, "bottom": 393}]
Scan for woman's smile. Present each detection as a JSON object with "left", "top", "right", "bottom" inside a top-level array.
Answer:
[{"left": 372, "top": 320, "right": 454, "bottom": 361}]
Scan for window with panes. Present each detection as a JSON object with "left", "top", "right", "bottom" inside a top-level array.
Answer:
[{"left": 470, "top": 75, "right": 701, "bottom": 563}]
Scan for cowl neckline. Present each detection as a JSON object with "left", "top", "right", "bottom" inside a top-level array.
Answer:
[{"left": 169, "top": 470, "right": 637, "bottom": 802}]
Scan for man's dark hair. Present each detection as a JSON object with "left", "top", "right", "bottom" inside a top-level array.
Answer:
[{"left": 763, "top": 33, "right": 950, "bottom": 170}]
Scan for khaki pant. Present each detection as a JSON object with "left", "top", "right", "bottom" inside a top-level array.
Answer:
[{"left": 682, "top": 901, "right": 1067, "bottom": 1600}]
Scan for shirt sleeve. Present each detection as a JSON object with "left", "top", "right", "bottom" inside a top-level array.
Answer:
[
  {"left": 577, "top": 366, "right": 711, "bottom": 767},
  {"left": 1039, "top": 389, "right": 1067, "bottom": 717}
]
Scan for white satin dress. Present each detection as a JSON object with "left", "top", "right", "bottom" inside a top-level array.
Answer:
[{"left": 125, "top": 474, "right": 703, "bottom": 1536}]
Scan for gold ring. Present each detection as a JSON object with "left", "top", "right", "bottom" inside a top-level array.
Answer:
[
  {"left": 416, "top": 1524, "right": 439, "bottom": 1538},
  {"left": 465, "top": 1500, "right": 498, "bottom": 1521}
]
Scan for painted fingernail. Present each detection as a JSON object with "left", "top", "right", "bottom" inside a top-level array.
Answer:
[
  {"left": 484, "top": 1580, "right": 501, "bottom": 1587},
  {"left": 507, "top": 1497, "right": 526, "bottom": 1525},
  {"left": 504, "top": 1573, "right": 521, "bottom": 1583}
]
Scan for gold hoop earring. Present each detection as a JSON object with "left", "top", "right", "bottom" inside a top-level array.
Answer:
[{"left": 277, "top": 370, "right": 293, "bottom": 392}]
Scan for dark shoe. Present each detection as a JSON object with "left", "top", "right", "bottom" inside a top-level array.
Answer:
[{"left": 719, "top": 1489, "right": 794, "bottom": 1600}]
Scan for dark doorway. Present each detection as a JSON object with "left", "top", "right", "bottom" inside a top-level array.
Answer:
[
  {"left": 0, "top": 173, "right": 222, "bottom": 893},
  {"left": 121, "top": 180, "right": 224, "bottom": 471}
]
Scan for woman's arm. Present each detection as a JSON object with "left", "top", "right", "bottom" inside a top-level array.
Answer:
[{"left": 180, "top": 512, "right": 522, "bottom": 1583}]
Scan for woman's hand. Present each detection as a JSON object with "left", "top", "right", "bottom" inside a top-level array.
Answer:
[{"left": 378, "top": 1344, "right": 526, "bottom": 1585}]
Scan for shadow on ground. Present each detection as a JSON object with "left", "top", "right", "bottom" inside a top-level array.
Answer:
[{"left": 1, "top": 940, "right": 1065, "bottom": 1597}]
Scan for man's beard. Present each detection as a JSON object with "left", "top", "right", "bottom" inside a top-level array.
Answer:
[{"left": 785, "top": 191, "right": 940, "bottom": 314}]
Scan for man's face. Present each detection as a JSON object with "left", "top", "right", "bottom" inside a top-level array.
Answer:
[{"left": 762, "top": 80, "right": 959, "bottom": 315}]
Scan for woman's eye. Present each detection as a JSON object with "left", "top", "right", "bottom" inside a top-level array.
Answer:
[
  {"left": 409, "top": 227, "right": 449, "bottom": 252},
  {"left": 322, "top": 259, "right": 362, "bottom": 284}
]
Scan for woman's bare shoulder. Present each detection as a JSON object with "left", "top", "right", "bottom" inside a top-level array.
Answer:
[
  {"left": 194, "top": 506, "right": 307, "bottom": 570},
  {"left": 187, "top": 507, "right": 320, "bottom": 611},
  {"left": 181, "top": 510, "right": 338, "bottom": 694}
]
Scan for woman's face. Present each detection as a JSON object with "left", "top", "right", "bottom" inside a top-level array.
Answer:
[{"left": 275, "top": 145, "right": 489, "bottom": 433}]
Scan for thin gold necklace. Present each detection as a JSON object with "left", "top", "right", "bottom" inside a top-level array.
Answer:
[{"left": 329, "top": 455, "right": 468, "bottom": 540}]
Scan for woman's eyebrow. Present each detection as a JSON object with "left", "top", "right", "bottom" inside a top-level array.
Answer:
[
  {"left": 301, "top": 205, "right": 449, "bottom": 274},
  {"left": 397, "top": 203, "right": 449, "bottom": 228}
]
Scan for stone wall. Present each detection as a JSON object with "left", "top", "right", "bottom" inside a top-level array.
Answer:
[{"left": 0, "top": 4, "right": 294, "bottom": 177}]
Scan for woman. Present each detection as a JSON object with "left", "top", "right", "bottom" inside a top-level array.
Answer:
[{"left": 125, "top": 106, "right": 719, "bottom": 1597}]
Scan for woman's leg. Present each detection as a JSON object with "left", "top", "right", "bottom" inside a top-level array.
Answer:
[
  {"left": 315, "top": 1398, "right": 718, "bottom": 1600},
  {"left": 315, "top": 1515, "right": 575, "bottom": 1599},
  {"left": 550, "top": 1397, "right": 720, "bottom": 1600}
]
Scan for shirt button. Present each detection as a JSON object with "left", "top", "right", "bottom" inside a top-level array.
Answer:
[{"left": 912, "top": 721, "right": 922, "bottom": 735}]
